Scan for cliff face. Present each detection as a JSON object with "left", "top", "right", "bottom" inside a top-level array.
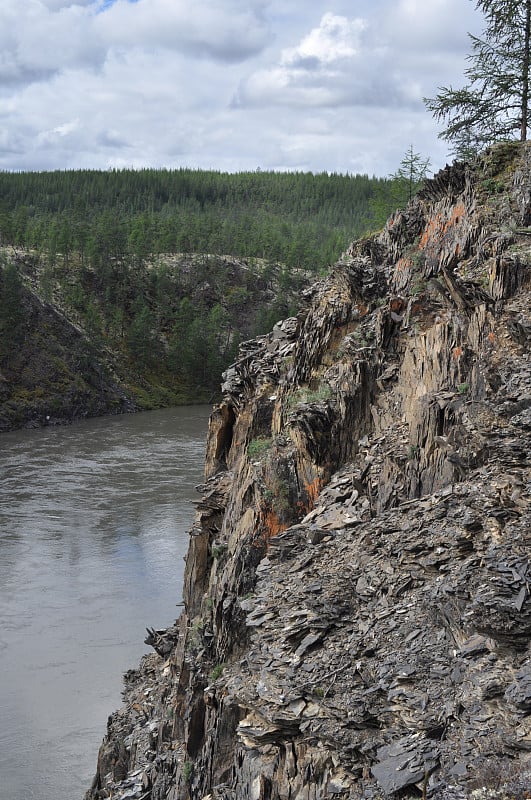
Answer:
[{"left": 86, "top": 143, "right": 530, "bottom": 800}]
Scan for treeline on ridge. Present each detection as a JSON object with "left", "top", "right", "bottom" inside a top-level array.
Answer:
[
  {"left": 0, "top": 168, "right": 384, "bottom": 270},
  {"left": 0, "top": 167, "right": 396, "bottom": 426}
]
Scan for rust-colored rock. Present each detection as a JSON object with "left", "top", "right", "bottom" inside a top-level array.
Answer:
[{"left": 86, "top": 143, "right": 531, "bottom": 800}]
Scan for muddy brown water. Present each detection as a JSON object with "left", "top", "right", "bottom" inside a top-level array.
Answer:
[{"left": 0, "top": 406, "right": 210, "bottom": 800}]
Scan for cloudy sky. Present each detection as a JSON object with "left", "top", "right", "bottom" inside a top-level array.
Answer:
[{"left": 0, "top": 0, "right": 483, "bottom": 176}]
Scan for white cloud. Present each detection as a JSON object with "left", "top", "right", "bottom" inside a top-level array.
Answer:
[
  {"left": 0, "top": 1, "right": 102, "bottom": 85},
  {"left": 43, "top": 0, "right": 95, "bottom": 8},
  {"left": 385, "top": 0, "right": 480, "bottom": 52},
  {"left": 283, "top": 12, "right": 365, "bottom": 65},
  {"left": 234, "top": 13, "right": 421, "bottom": 111},
  {"left": 234, "top": 0, "right": 485, "bottom": 121},
  {"left": 0, "top": 1, "right": 486, "bottom": 176},
  {"left": 0, "top": 0, "right": 271, "bottom": 90},
  {"left": 94, "top": 0, "right": 272, "bottom": 63},
  {"left": 38, "top": 119, "right": 81, "bottom": 144}
]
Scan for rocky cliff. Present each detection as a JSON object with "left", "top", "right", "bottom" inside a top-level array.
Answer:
[{"left": 86, "top": 142, "right": 530, "bottom": 800}]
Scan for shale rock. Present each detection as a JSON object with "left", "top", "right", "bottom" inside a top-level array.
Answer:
[{"left": 86, "top": 143, "right": 531, "bottom": 800}]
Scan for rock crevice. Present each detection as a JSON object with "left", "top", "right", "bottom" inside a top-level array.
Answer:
[{"left": 86, "top": 144, "right": 530, "bottom": 800}]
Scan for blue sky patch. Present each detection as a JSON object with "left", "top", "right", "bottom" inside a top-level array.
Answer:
[{"left": 95, "top": 0, "right": 139, "bottom": 12}]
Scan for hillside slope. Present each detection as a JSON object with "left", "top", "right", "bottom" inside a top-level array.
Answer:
[
  {"left": 87, "top": 143, "right": 530, "bottom": 800},
  {"left": 0, "top": 265, "right": 133, "bottom": 431},
  {"left": 0, "top": 251, "right": 307, "bottom": 430}
]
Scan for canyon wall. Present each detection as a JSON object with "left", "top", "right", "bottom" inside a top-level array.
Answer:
[{"left": 86, "top": 142, "right": 530, "bottom": 800}]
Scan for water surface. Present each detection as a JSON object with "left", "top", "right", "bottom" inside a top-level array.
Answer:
[{"left": 0, "top": 406, "right": 210, "bottom": 800}]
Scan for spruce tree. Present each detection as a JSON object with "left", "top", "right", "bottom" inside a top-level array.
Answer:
[
  {"left": 425, "top": 0, "right": 531, "bottom": 156},
  {"left": 369, "top": 146, "right": 431, "bottom": 229},
  {"left": 389, "top": 145, "right": 432, "bottom": 204}
]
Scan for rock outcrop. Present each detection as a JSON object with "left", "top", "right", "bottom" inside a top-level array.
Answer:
[{"left": 86, "top": 142, "right": 530, "bottom": 800}]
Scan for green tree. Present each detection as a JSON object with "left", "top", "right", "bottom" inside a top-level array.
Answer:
[
  {"left": 393, "top": 145, "right": 432, "bottom": 202},
  {"left": 0, "top": 202, "right": 13, "bottom": 245},
  {"left": 167, "top": 298, "right": 194, "bottom": 376},
  {"left": 127, "top": 299, "right": 161, "bottom": 367},
  {"left": 83, "top": 300, "right": 104, "bottom": 342},
  {"left": 57, "top": 218, "right": 73, "bottom": 268},
  {"left": 425, "top": 0, "right": 531, "bottom": 156},
  {"left": 128, "top": 214, "right": 153, "bottom": 266},
  {"left": 177, "top": 303, "right": 235, "bottom": 392},
  {"left": 369, "top": 146, "right": 431, "bottom": 228}
]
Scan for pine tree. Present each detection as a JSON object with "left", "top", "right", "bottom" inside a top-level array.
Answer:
[
  {"left": 369, "top": 146, "right": 431, "bottom": 229},
  {"left": 390, "top": 145, "right": 432, "bottom": 203},
  {"left": 127, "top": 300, "right": 160, "bottom": 367},
  {"left": 425, "top": 0, "right": 531, "bottom": 156}
]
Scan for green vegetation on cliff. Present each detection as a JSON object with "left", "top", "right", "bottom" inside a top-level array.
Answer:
[
  {"left": 0, "top": 249, "right": 308, "bottom": 429},
  {"left": 0, "top": 168, "right": 375, "bottom": 428},
  {"left": 0, "top": 167, "right": 402, "bottom": 429},
  {"left": 0, "top": 251, "right": 134, "bottom": 430}
]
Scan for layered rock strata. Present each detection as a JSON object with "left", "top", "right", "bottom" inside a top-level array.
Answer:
[{"left": 86, "top": 142, "right": 531, "bottom": 800}]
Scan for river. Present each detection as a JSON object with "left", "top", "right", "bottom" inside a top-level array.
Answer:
[{"left": 0, "top": 406, "right": 210, "bottom": 800}]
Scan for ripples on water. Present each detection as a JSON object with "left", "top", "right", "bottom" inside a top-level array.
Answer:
[{"left": 0, "top": 406, "right": 210, "bottom": 800}]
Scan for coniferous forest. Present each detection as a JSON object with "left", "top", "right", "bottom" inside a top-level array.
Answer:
[
  {"left": 0, "top": 168, "right": 381, "bottom": 268},
  {"left": 0, "top": 168, "right": 390, "bottom": 429}
]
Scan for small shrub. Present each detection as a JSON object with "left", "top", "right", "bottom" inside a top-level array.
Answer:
[
  {"left": 288, "top": 384, "right": 332, "bottom": 408},
  {"left": 265, "top": 476, "right": 290, "bottom": 513},
  {"left": 211, "top": 543, "right": 227, "bottom": 562},
  {"left": 182, "top": 760, "right": 194, "bottom": 783},
  {"left": 209, "top": 663, "right": 225, "bottom": 681},
  {"left": 410, "top": 276, "right": 426, "bottom": 296},
  {"left": 481, "top": 177, "right": 504, "bottom": 194},
  {"left": 412, "top": 250, "right": 426, "bottom": 269},
  {"left": 353, "top": 327, "right": 373, "bottom": 346},
  {"left": 457, "top": 382, "right": 470, "bottom": 394},
  {"left": 185, "top": 620, "right": 206, "bottom": 652},
  {"left": 247, "top": 436, "right": 272, "bottom": 459}
]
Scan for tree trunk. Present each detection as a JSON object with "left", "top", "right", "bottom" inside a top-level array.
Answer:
[{"left": 521, "top": 0, "right": 531, "bottom": 140}]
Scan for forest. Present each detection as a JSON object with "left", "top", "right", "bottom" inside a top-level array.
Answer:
[
  {"left": 0, "top": 168, "right": 383, "bottom": 270},
  {"left": 0, "top": 167, "right": 397, "bottom": 427}
]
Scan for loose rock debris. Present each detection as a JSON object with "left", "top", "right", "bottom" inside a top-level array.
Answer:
[{"left": 86, "top": 143, "right": 531, "bottom": 800}]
